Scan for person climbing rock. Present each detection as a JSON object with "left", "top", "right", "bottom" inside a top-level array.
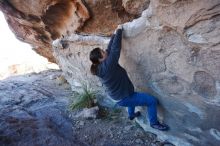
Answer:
[{"left": 89, "top": 25, "right": 169, "bottom": 131}]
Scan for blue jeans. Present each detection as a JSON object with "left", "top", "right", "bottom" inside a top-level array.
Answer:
[{"left": 117, "top": 92, "right": 158, "bottom": 125}]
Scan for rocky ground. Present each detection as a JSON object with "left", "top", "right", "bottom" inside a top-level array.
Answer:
[{"left": 0, "top": 70, "right": 173, "bottom": 146}]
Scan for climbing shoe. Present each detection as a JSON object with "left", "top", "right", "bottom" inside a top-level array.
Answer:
[
  {"left": 128, "top": 111, "right": 141, "bottom": 120},
  {"left": 150, "top": 122, "right": 169, "bottom": 131}
]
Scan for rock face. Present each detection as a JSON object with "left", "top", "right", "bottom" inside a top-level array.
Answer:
[
  {"left": 53, "top": 0, "right": 220, "bottom": 146},
  {"left": 1, "top": 0, "right": 220, "bottom": 145},
  {"left": 0, "top": 0, "right": 136, "bottom": 62},
  {"left": 0, "top": 0, "right": 90, "bottom": 62},
  {"left": 122, "top": 0, "right": 150, "bottom": 15},
  {"left": 78, "top": 0, "right": 137, "bottom": 35}
]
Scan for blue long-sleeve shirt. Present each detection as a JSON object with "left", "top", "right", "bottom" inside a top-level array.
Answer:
[{"left": 97, "top": 29, "right": 134, "bottom": 101}]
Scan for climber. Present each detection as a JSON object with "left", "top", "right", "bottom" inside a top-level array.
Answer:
[{"left": 89, "top": 25, "right": 169, "bottom": 131}]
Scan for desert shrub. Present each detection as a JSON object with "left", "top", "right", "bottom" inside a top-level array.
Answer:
[{"left": 70, "top": 86, "right": 96, "bottom": 110}]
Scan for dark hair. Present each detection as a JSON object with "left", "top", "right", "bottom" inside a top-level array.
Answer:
[{"left": 90, "top": 47, "right": 102, "bottom": 75}]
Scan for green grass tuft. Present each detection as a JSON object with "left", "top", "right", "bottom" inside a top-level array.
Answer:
[{"left": 70, "top": 86, "right": 96, "bottom": 110}]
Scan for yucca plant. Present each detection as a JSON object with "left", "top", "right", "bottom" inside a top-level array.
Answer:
[{"left": 70, "top": 85, "right": 96, "bottom": 110}]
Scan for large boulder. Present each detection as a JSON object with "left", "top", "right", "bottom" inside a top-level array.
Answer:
[
  {"left": 53, "top": 0, "right": 220, "bottom": 146},
  {"left": 1, "top": 0, "right": 220, "bottom": 145}
]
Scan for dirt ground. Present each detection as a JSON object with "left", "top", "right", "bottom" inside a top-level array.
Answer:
[{"left": 71, "top": 108, "right": 173, "bottom": 146}]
